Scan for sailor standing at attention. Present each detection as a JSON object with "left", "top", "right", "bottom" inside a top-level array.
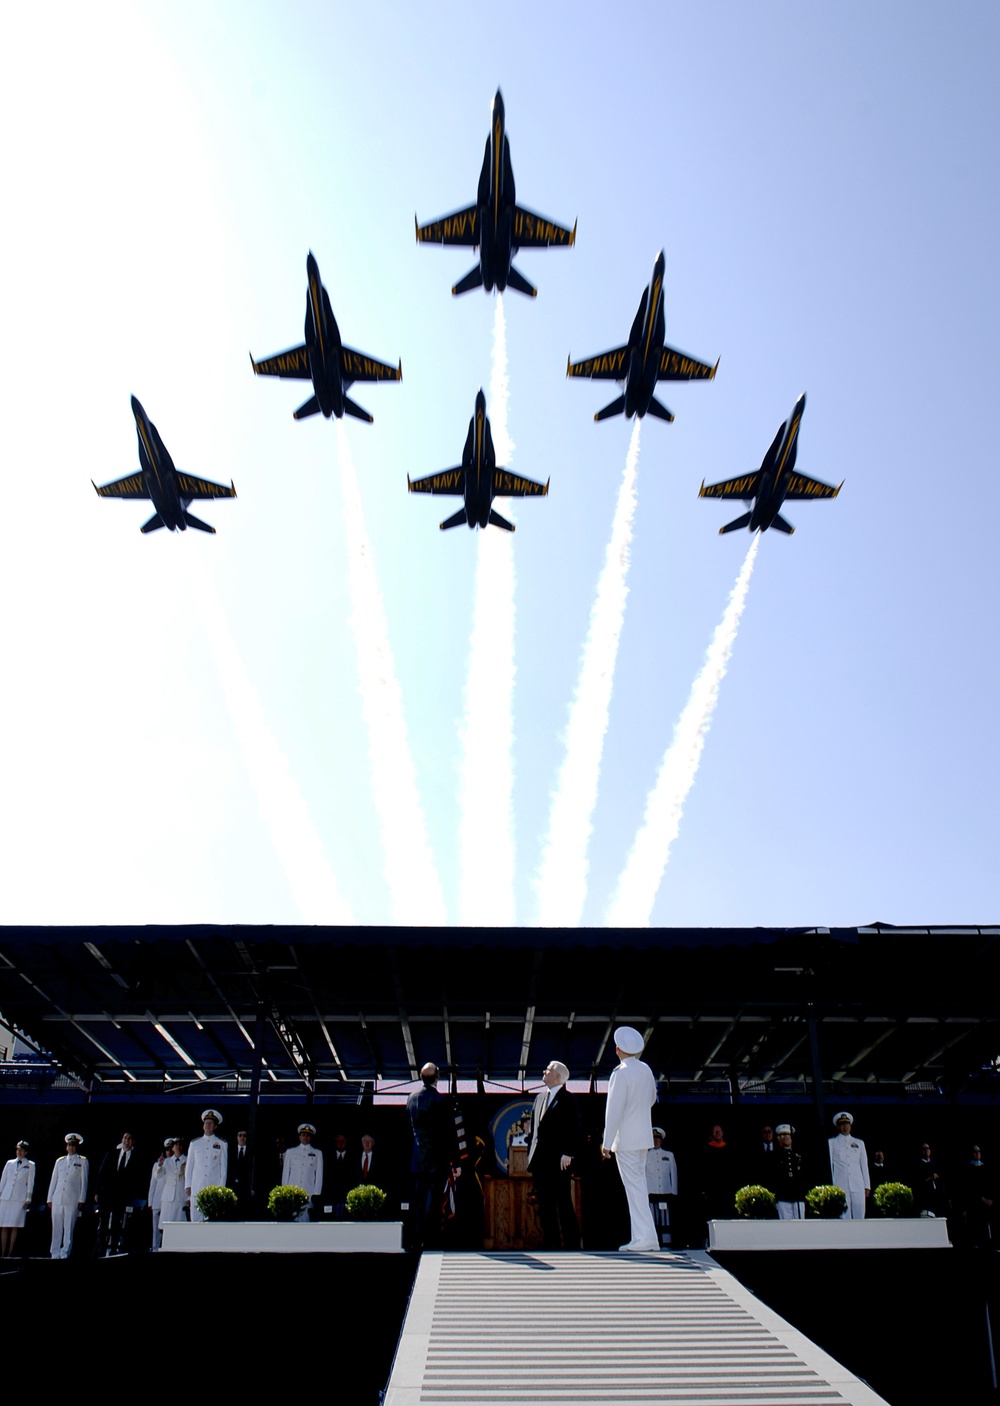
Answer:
[
  {"left": 828, "top": 1111, "right": 870, "bottom": 1219},
  {"left": 602, "top": 1026, "right": 659, "bottom": 1252},
  {"left": 185, "top": 1110, "right": 228, "bottom": 1223}
]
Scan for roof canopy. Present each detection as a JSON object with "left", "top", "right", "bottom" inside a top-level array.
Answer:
[{"left": 0, "top": 925, "right": 996, "bottom": 1103}]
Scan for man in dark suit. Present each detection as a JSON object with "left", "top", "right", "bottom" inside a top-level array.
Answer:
[
  {"left": 407, "top": 1063, "right": 460, "bottom": 1249},
  {"left": 228, "top": 1129, "right": 253, "bottom": 1216},
  {"left": 95, "top": 1132, "right": 147, "bottom": 1255},
  {"left": 528, "top": 1061, "right": 581, "bottom": 1250}
]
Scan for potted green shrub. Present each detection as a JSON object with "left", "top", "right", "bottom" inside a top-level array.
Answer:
[
  {"left": 734, "top": 1184, "right": 778, "bottom": 1219},
  {"left": 268, "top": 1184, "right": 310, "bottom": 1221},
  {"left": 873, "top": 1182, "right": 914, "bottom": 1218},
  {"left": 806, "top": 1184, "right": 847, "bottom": 1219},
  {"left": 346, "top": 1184, "right": 387, "bottom": 1222},
  {"left": 196, "top": 1184, "right": 238, "bottom": 1221}
]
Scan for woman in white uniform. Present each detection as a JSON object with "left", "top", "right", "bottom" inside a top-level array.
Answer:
[
  {"left": 0, "top": 1141, "right": 35, "bottom": 1257},
  {"left": 152, "top": 1138, "right": 187, "bottom": 1246}
]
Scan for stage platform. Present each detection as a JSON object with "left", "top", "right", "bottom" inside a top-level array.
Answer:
[{"left": 384, "top": 1249, "right": 887, "bottom": 1405}]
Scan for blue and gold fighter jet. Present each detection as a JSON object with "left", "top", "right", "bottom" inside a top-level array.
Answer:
[
  {"left": 415, "top": 89, "right": 576, "bottom": 298},
  {"left": 250, "top": 252, "right": 401, "bottom": 423},
  {"left": 92, "top": 396, "right": 236, "bottom": 534},
  {"left": 567, "top": 251, "right": 717, "bottom": 422},
  {"left": 408, "top": 389, "right": 548, "bottom": 532},
  {"left": 699, "top": 393, "right": 842, "bottom": 534}
]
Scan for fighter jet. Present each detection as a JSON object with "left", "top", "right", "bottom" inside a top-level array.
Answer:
[
  {"left": 250, "top": 252, "right": 401, "bottom": 423},
  {"left": 408, "top": 389, "right": 548, "bottom": 532},
  {"left": 567, "top": 251, "right": 717, "bottom": 422},
  {"left": 415, "top": 89, "right": 576, "bottom": 298},
  {"left": 92, "top": 396, "right": 236, "bottom": 534},
  {"left": 699, "top": 393, "right": 842, "bottom": 534}
]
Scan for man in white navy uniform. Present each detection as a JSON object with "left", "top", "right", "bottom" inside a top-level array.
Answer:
[
  {"left": 186, "top": 1110, "right": 228, "bottom": 1223},
  {"left": 645, "top": 1127, "right": 678, "bottom": 1247},
  {"left": 828, "top": 1111, "right": 870, "bottom": 1219},
  {"left": 47, "top": 1133, "right": 88, "bottom": 1259},
  {"left": 602, "top": 1026, "right": 659, "bottom": 1252},
  {"left": 283, "top": 1123, "right": 324, "bottom": 1221}
]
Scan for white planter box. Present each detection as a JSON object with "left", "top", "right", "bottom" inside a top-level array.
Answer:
[
  {"left": 160, "top": 1220, "right": 404, "bottom": 1254},
  {"left": 708, "top": 1217, "right": 951, "bottom": 1251}
]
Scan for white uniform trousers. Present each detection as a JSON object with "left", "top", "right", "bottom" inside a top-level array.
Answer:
[
  {"left": 50, "top": 1205, "right": 79, "bottom": 1258},
  {"left": 777, "top": 1200, "right": 805, "bottom": 1220},
  {"left": 615, "top": 1149, "right": 659, "bottom": 1250}
]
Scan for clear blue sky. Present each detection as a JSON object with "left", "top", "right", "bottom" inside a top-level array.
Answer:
[{"left": 1, "top": 1, "right": 997, "bottom": 928}]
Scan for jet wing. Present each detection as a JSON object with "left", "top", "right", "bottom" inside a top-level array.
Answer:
[
  {"left": 92, "top": 472, "right": 150, "bottom": 500},
  {"left": 493, "top": 469, "right": 549, "bottom": 498},
  {"left": 513, "top": 206, "right": 577, "bottom": 248},
  {"left": 175, "top": 472, "right": 238, "bottom": 500},
  {"left": 658, "top": 345, "right": 719, "bottom": 382},
  {"left": 415, "top": 206, "right": 480, "bottom": 246},
  {"left": 566, "top": 347, "right": 630, "bottom": 381},
  {"left": 408, "top": 467, "right": 466, "bottom": 496},
  {"left": 698, "top": 472, "right": 760, "bottom": 500},
  {"left": 249, "top": 345, "right": 311, "bottom": 379},
  {"left": 339, "top": 347, "right": 402, "bottom": 383},
  {"left": 783, "top": 472, "right": 843, "bottom": 500}
]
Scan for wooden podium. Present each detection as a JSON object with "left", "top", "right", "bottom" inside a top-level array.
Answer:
[{"left": 483, "top": 1145, "right": 582, "bottom": 1250}]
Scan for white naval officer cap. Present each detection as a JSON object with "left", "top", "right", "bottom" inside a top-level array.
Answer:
[
  {"left": 833, "top": 1111, "right": 853, "bottom": 1126},
  {"left": 297, "top": 1123, "right": 317, "bottom": 1134},
  {"left": 614, "top": 1026, "right": 645, "bottom": 1055},
  {"left": 64, "top": 1133, "right": 84, "bottom": 1145},
  {"left": 164, "top": 1137, "right": 175, "bottom": 1148},
  {"left": 776, "top": 1124, "right": 794, "bottom": 1135},
  {"left": 201, "top": 1108, "right": 223, "bottom": 1125}
]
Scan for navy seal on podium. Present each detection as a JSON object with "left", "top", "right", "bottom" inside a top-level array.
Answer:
[{"left": 602, "top": 1027, "right": 659, "bottom": 1252}]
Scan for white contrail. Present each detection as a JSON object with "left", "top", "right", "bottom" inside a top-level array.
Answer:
[
  {"left": 337, "top": 422, "right": 448, "bottom": 925},
  {"left": 457, "top": 295, "right": 516, "bottom": 926},
  {"left": 606, "top": 535, "right": 761, "bottom": 927},
  {"left": 196, "top": 563, "right": 355, "bottom": 924},
  {"left": 535, "top": 420, "right": 641, "bottom": 926}
]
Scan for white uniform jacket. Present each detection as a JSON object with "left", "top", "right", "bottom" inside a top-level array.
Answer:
[
  {"left": 149, "top": 1160, "right": 166, "bottom": 1211},
  {"left": 48, "top": 1153, "right": 88, "bottom": 1205},
  {"left": 603, "top": 1057, "right": 657, "bottom": 1153},
  {"left": 283, "top": 1144, "right": 324, "bottom": 1197},
  {"left": 829, "top": 1134, "right": 870, "bottom": 1196},
  {"left": 645, "top": 1148, "right": 678, "bottom": 1196},
  {"left": 0, "top": 1157, "right": 35, "bottom": 1204},
  {"left": 155, "top": 1154, "right": 187, "bottom": 1214},
  {"left": 185, "top": 1135, "right": 227, "bottom": 1200}
]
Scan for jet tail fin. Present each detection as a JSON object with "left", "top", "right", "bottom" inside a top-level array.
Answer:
[
  {"left": 505, "top": 265, "right": 537, "bottom": 298},
  {"left": 452, "top": 266, "right": 485, "bottom": 296},
  {"left": 488, "top": 509, "right": 515, "bottom": 532},
  {"left": 440, "top": 508, "right": 468, "bottom": 531},
  {"left": 140, "top": 513, "right": 166, "bottom": 534},
  {"left": 595, "top": 395, "right": 626, "bottom": 422},
  {"left": 719, "top": 512, "right": 752, "bottom": 535},
  {"left": 293, "top": 395, "right": 320, "bottom": 420},
  {"left": 183, "top": 511, "right": 216, "bottom": 534},
  {"left": 646, "top": 395, "right": 675, "bottom": 423},
  {"left": 770, "top": 513, "right": 795, "bottom": 535},
  {"left": 343, "top": 396, "right": 374, "bottom": 423}
]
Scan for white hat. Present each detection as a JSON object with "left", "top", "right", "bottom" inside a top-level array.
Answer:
[
  {"left": 652, "top": 1126, "right": 665, "bottom": 1138},
  {"left": 163, "top": 1137, "right": 175, "bottom": 1149},
  {"left": 297, "top": 1123, "right": 316, "bottom": 1135},
  {"left": 614, "top": 1026, "right": 645, "bottom": 1055},
  {"left": 833, "top": 1111, "right": 853, "bottom": 1126},
  {"left": 776, "top": 1124, "right": 794, "bottom": 1136},
  {"left": 201, "top": 1109, "right": 223, "bottom": 1125},
  {"left": 64, "top": 1133, "right": 84, "bottom": 1145}
]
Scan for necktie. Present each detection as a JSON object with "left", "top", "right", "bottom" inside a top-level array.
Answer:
[{"left": 363, "top": 1154, "right": 369, "bottom": 1180}]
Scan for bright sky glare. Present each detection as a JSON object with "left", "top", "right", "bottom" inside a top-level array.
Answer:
[{"left": 1, "top": 2, "right": 997, "bottom": 929}]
